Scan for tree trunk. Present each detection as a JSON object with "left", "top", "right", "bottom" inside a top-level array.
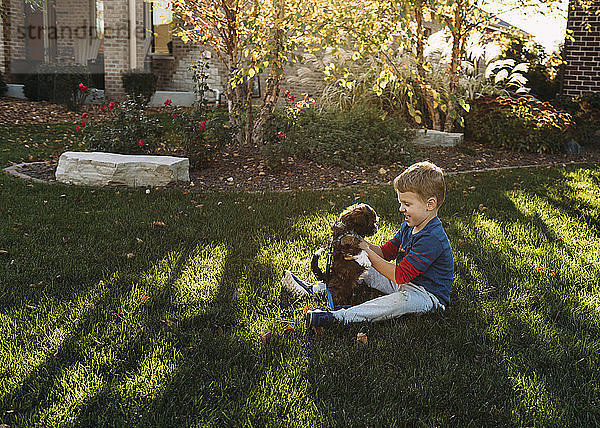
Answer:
[
  {"left": 444, "top": 2, "right": 464, "bottom": 132},
  {"left": 245, "top": 76, "right": 254, "bottom": 146},
  {"left": 251, "top": 0, "right": 284, "bottom": 147},
  {"left": 251, "top": 76, "right": 280, "bottom": 146},
  {"left": 414, "top": 1, "right": 441, "bottom": 130}
]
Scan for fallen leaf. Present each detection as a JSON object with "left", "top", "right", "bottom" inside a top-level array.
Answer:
[
  {"left": 478, "top": 204, "right": 487, "bottom": 212},
  {"left": 140, "top": 295, "right": 149, "bottom": 303},
  {"left": 152, "top": 221, "right": 167, "bottom": 228},
  {"left": 357, "top": 332, "right": 368, "bottom": 344},
  {"left": 260, "top": 330, "right": 272, "bottom": 344},
  {"left": 136, "top": 238, "right": 143, "bottom": 243},
  {"left": 126, "top": 253, "right": 135, "bottom": 259},
  {"left": 25, "top": 304, "right": 37, "bottom": 310},
  {"left": 161, "top": 319, "right": 175, "bottom": 327},
  {"left": 0, "top": 250, "right": 8, "bottom": 255}
]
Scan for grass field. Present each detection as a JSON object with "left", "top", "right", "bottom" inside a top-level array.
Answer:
[{"left": 1, "top": 123, "right": 600, "bottom": 426}]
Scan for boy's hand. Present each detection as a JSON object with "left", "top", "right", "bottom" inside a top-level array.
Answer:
[{"left": 358, "top": 239, "right": 369, "bottom": 251}]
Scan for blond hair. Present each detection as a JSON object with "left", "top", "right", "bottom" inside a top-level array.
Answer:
[{"left": 393, "top": 161, "right": 445, "bottom": 207}]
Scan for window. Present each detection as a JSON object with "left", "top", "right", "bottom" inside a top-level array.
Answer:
[{"left": 152, "top": 0, "right": 172, "bottom": 54}]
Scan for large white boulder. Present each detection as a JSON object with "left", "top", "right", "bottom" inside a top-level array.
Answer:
[{"left": 55, "top": 152, "right": 190, "bottom": 187}]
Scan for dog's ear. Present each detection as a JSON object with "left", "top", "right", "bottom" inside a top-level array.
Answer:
[{"left": 331, "top": 221, "right": 347, "bottom": 237}]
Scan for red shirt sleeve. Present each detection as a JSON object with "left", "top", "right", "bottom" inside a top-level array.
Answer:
[
  {"left": 380, "top": 240, "right": 398, "bottom": 261},
  {"left": 395, "top": 258, "right": 423, "bottom": 285}
]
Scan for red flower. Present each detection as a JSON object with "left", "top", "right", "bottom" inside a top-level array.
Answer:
[
  {"left": 288, "top": 94, "right": 295, "bottom": 102},
  {"left": 173, "top": 113, "right": 178, "bottom": 118},
  {"left": 164, "top": 98, "right": 172, "bottom": 106},
  {"left": 81, "top": 112, "right": 88, "bottom": 118},
  {"left": 108, "top": 101, "right": 116, "bottom": 110},
  {"left": 80, "top": 121, "right": 86, "bottom": 128},
  {"left": 283, "top": 89, "right": 290, "bottom": 97},
  {"left": 198, "top": 121, "right": 207, "bottom": 130},
  {"left": 277, "top": 131, "right": 286, "bottom": 139},
  {"left": 79, "top": 83, "right": 88, "bottom": 93},
  {"left": 100, "top": 105, "right": 106, "bottom": 111},
  {"left": 138, "top": 139, "right": 145, "bottom": 147},
  {"left": 75, "top": 125, "right": 81, "bottom": 131}
]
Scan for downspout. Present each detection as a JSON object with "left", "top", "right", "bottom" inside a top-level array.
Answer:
[{"left": 129, "top": 0, "right": 137, "bottom": 69}]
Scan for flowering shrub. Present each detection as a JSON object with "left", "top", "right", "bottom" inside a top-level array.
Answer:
[
  {"left": 465, "top": 96, "right": 575, "bottom": 152},
  {"left": 263, "top": 99, "right": 413, "bottom": 169},
  {"left": 78, "top": 97, "right": 165, "bottom": 154},
  {"left": 166, "top": 100, "right": 236, "bottom": 166}
]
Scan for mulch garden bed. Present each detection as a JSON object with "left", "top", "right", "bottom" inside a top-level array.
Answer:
[{"left": 3, "top": 97, "right": 599, "bottom": 191}]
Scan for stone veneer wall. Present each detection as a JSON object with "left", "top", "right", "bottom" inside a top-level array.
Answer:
[
  {"left": 562, "top": 0, "right": 600, "bottom": 97},
  {"left": 151, "top": 39, "right": 329, "bottom": 103},
  {"left": 151, "top": 38, "right": 227, "bottom": 95}
]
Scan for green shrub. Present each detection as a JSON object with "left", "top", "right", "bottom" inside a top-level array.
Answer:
[
  {"left": 465, "top": 96, "right": 575, "bottom": 152},
  {"left": 553, "top": 93, "right": 600, "bottom": 148},
  {"left": 262, "top": 105, "right": 413, "bottom": 169},
  {"left": 121, "top": 69, "right": 158, "bottom": 105},
  {"left": 79, "top": 99, "right": 165, "bottom": 154},
  {"left": 170, "top": 107, "right": 236, "bottom": 167},
  {"left": 22, "top": 63, "right": 90, "bottom": 110},
  {"left": 0, "top": 72, "right": 7, "bottom": 98}
]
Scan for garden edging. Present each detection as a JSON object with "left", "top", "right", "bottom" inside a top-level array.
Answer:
[{"left": 3, "top": 159, "right": 596, "bottom": 191}]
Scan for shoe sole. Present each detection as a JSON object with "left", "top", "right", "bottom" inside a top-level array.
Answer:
[{"left": 281, "top": 270, "right": 310, "bottom": 296}]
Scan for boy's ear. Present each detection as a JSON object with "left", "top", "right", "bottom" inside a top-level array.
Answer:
[{"left": 426, "top": 197, "right": 438, "bottom": 210}]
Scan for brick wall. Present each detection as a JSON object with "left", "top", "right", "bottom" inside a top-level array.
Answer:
[
  {"left": 562, "top": 0, "right": 600, "bottom": 97},
  {"left": 104, "top": 0, "right": 147, "bottom": 99},
  {"left": 1, "top": 0, "right": 26, "bottom": 78}
]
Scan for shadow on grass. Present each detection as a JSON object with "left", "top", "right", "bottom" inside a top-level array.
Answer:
[
  {"left": 2, "top": 166, "right": 600, "bottom": 426},
  {"left": 1, "top": 185, "right": 335, "bottom": 426},
  {"left": 301, "top": 167, "right": 600, "bottom": 426}
]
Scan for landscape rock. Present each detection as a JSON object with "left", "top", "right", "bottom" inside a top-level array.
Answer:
[
  {"left": 55, "top": 152, "right": 190, "bottom": 187},
  {"left": 413, "top": 129, "right": 463, "bottom": 147}
]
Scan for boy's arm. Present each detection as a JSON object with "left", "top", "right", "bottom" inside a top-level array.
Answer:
[
  {"left": 359, "top": 240, "right": 396, "bottom": 282},
  {"left": 364, "top": 241, "right": 384, "bottom": 258},
  {"left": 363, "top": 245, "right": 397, "bottom": 282},
  {"left": 360, "top": 236, "right": 444, "bottom": 285}
]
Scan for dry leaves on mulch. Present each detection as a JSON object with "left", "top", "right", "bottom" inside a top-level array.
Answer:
[{"left": 3, "top": 97, "right": 599, "bottom": 192}]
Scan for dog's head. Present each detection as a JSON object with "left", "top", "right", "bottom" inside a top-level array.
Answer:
[{"left": 331, "top": 203, "right": 378, "bottom": 238}]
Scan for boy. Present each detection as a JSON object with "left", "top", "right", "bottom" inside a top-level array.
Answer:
[{"left": 283, "top": 161, "right": 453, "bottom": 331}]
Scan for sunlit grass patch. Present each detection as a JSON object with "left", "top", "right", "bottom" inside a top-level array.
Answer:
[{"left": 2, "top": 164, "right": 600, "bottom": 426}]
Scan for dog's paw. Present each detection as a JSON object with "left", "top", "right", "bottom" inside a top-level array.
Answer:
[{"left": 352, "top": 250, "right": 371, "bottom": 268}]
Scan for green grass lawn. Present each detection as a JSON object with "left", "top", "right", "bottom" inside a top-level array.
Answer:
[{"left": 1, "top": 123, "right": 600, "bottom": 426}]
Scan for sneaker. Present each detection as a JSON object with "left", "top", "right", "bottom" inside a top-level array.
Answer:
[
  {"left": 281, "top": 270, "right": 314, "bottom": 296},
  {"left": 305, "top": 309, "right": 334, "bottom": 330}
]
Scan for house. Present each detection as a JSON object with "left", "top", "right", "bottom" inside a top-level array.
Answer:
[
  {"left": 0, "top": 0, "right": 531, "bottom": 104},
  {"left": 0, "top": 0, "right": 323, "bottom": 103},
  {"left": 561, "top": 0, "right": 600, "bottom": 97}
]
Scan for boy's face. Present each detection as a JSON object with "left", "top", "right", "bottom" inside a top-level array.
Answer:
[{"left": 397, "top": 191, "right": 437, "bottom": 232}]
